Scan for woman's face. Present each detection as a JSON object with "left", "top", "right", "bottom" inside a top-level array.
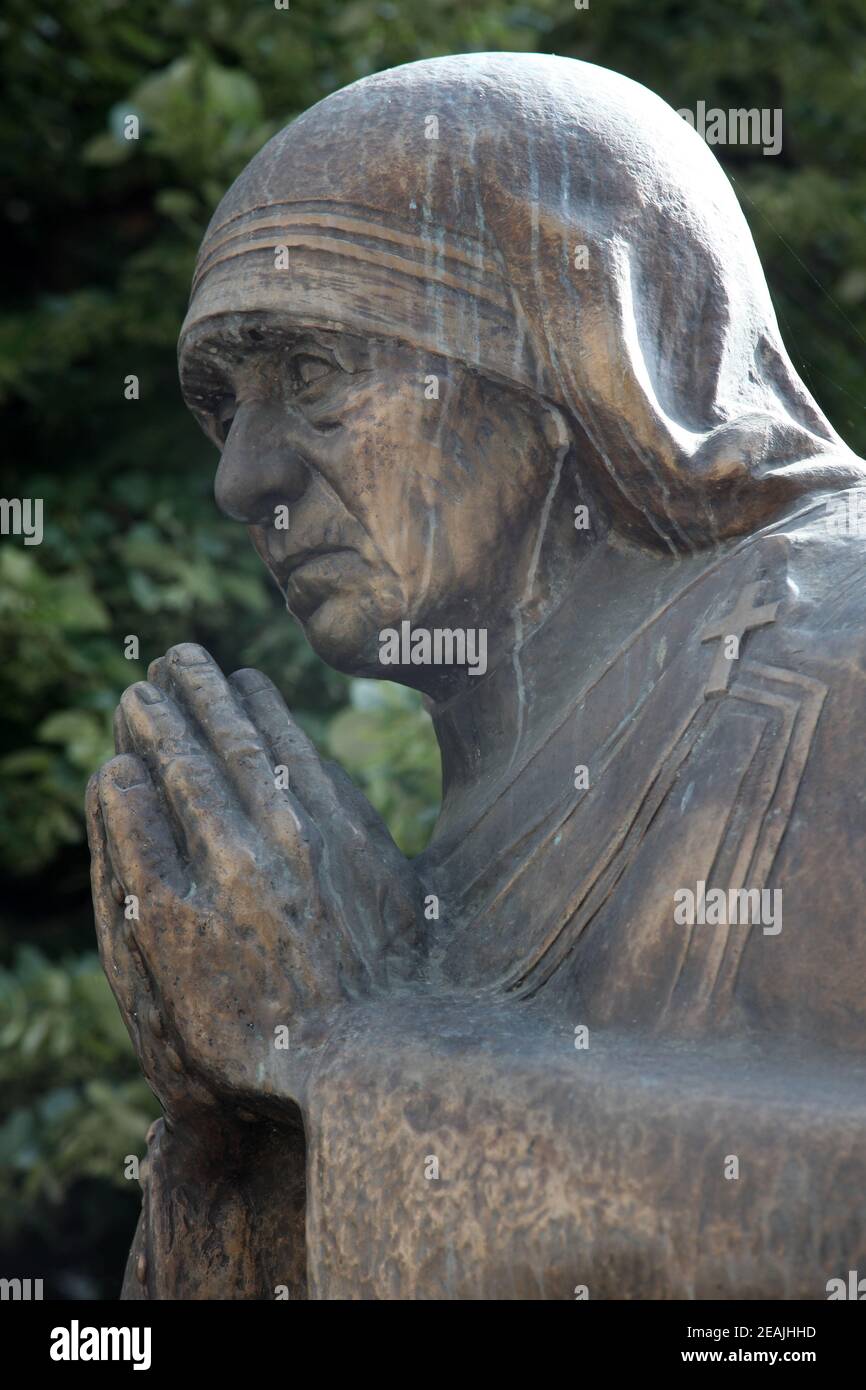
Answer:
[{"left": 179, "top": 312, "right": 565, "bottom": 685}]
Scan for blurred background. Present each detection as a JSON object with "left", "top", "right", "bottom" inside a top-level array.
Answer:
[{"left": 0, "top": 0, "right": 864, "bottom": 1298}]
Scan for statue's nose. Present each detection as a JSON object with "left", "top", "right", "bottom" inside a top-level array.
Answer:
[{"left": 215, "top": 400, "right": 308, "bottom": 524}]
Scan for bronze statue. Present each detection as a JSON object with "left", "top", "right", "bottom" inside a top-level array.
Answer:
[{"left": 87, "top": 54, "right": 866, "bottom": 1300}]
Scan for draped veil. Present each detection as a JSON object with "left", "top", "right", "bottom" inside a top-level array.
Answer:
[{"left": 180, "top": 53, "right": 864, "bottom": 553}]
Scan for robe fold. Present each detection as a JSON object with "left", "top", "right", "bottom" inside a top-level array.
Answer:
[{"left": 423, "top": 498, "right": 866, "bottom": 1051}]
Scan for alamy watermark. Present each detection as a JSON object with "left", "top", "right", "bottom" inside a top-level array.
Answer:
[
  {"left": 677, "top": 101, "right": 782, "bottom": 156},
  {"left": 50, "top": 1321, "right": 152, "bottom": 1370},
  {"left": 827, "top": 1270, "right": 866, "bottom": 1299},
  {"left": 674, "top": 880, "right": 782, "bottom": 935},
  {"left": 379, "top": 620, "right": 487, "bottom": 676},
  {"left": 0, "top": 498, "right": 42, "bottom": 545},
  {"left": 0, "top": 1276, "right": 43, "bottom": 1299}
]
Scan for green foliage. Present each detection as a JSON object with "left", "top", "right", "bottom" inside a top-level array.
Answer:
[
  {"left": 329, "top": 682, "right": 441, "bottom": 857},
  {"left": 0, "top": 947, "right": 157, "bottom": 1241},
  {"left": 0, "top": 0, "right": 863, "bottom": 1293}
]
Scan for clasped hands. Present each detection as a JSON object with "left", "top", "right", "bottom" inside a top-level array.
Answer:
[{"left": 87, "top": 645, "right": 423, "bottom": 1133}]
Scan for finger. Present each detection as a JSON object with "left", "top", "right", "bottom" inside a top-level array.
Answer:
[
  {"left": 162, "top": 645, "right": 318, "bottom": 863},
  {"left": 114, "top": 705, "right": 136, "bottom": 755},
  {"left": 147, "top": 654, "right": 169, "bottom": 688},
  {"left": 86, "top": 772, "right": 146, "bottom": 1033},
  {"left": 230, "top": 668, "right": 403, "bottom": 868},
  {"left": 228, "top": 668, "right": 348, "bottom": 827},
  {"left": 86, "top": 772, "right": 130, "bottom": 977},
  {"left": 88, "top": 767, "right": 189, "bottom": 1116},
  {"left": 229, "top": 668, "right": 417, "bottom": 970},
  {"left": 322, "top": 757, "right": 405, "bottom": 853},
  {"left": 98, "top": 754, "right": 189, "bottom": 907},
  {"left": 233, "top": 665, "right": 419, "bottom": 875},
  {"left": 120, "top": 681, "right": 249, "bottom": 866}
]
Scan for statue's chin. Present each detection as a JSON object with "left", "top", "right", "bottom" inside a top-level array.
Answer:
[{"left": 295, "top": 596, "right": 389, "bottom": 678}]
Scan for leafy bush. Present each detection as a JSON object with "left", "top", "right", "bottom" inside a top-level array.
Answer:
[{"left": 0, "top": 947, "right": 156, "bottom": 1241}]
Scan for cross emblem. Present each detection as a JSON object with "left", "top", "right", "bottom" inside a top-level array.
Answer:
[{"left": 700, "top": 582, "right": 780, "bottom": 696}]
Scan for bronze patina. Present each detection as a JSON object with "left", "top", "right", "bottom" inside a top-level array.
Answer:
[{"left": 88, "top": 54, "right": 866, "bottom": 1300}]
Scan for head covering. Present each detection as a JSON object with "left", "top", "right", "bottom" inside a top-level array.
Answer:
[{"left": 181, "top": 53, "right": 864, "bottom": 551}]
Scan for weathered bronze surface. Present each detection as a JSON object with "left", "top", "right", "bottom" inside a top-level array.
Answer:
[{"left": 88, "top": 54, "right": 866, "bottom": 1300}]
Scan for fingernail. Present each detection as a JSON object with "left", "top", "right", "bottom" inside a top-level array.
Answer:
[
  {"left": 169, "top": 643, "right": 211, "bottom": 668},
  {"left": 135, "top": 683, "right": 164, "bottom": 706},
  {"left": 231, "top": 669, "right": 270, "bottom": 696},
  {"left": 110, "top": 755, "right": 146, "bottom": 790}
]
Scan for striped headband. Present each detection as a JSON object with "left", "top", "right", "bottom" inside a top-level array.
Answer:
[{"left": 182, "top": 200, "right": 541, "bottom": 394}]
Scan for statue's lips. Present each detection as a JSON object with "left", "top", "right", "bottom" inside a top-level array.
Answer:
[{"left": 281, "top": 548, "right": 357, "bottom": 618}]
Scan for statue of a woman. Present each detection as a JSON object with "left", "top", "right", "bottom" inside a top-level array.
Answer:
[{"left": 88, "top": 54, "right": 866, "bottom": 1300}]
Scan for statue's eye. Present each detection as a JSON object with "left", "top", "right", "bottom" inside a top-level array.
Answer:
[{"left": 294, "top": 354, "right": 334, "bottom": 388}]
